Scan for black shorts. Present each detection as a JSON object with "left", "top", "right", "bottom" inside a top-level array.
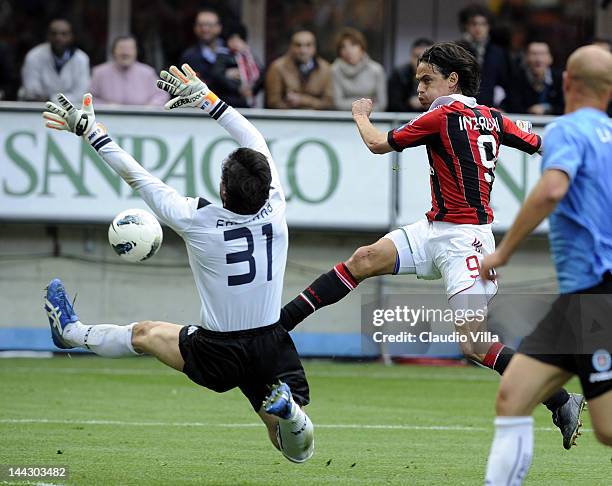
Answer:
[
  {"left": 178, "top": 322, "right": 310, "bottom": 411},
  {"left": 519, "top": 275, "right": 612, "bottom": 400}
]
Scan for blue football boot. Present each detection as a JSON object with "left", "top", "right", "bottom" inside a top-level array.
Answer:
[
  {"left": 44, "top": 278, "right": 78, "bottom": 349},
  {"left": 264, "top": 382, "right": 293, "bottom": 419}
]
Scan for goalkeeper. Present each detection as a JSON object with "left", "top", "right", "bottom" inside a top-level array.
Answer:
[{"left": 42, "top": 64, "right": 315, "bottom": 464}]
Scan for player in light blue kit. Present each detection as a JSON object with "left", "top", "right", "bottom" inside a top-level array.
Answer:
[{"left": 480, "top": 45, "right": 612, "bottom": 485}]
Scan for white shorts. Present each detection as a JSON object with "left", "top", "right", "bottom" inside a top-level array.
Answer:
[{"left": 385, "top": 219, "right": 499, "bottom": 299}]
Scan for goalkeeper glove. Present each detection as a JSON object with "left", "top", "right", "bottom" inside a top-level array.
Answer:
[
  {"left": 156, "top": 64, "right": 220, "bottom": 111},
  {"left": 42, "top": 93, "right": 96, "bottom": 136}
]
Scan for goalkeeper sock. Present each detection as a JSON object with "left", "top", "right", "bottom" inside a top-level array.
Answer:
[
  {"left": 483, "top": 344, "right": 570, "bottom": 411},
  {"left": 485, "top": 416, "right": 533, "bottom": 485},
  {"left": 63, "top": 321, "right": 140, "bottom": 358},
  {"left": 276, "top": 402, "right": 314, "bottom": 463},
  {"left": 280, "top": 263, "right": 359, "bottom": 331}
]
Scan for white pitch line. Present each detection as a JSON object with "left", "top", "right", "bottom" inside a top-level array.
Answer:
[
  {"left": 0, "top": 366, "right": 498, "bottom": 382},
  {"left": 307, "top": 370, "right": 497, "bottom": 382},
  {"left": 0, "top": 418, "right": 591, "bottom": 433},
  {"left": 0, "top": 366, "right": 175, "bottom": 376}
]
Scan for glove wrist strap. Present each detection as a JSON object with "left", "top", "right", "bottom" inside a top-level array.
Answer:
[
  {"left": 85, "top": 123, "right": 112, "bottom": 152},
  {"left": 199, "top": 91, "right": 229, "bottom": 120},
  {"left": 198, "top": 91, "right": 220, "bottom": 112}
]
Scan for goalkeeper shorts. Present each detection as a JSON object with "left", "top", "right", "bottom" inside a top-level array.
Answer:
[{"left": 178, "top": 322, "right": 310, "bottom": 411}]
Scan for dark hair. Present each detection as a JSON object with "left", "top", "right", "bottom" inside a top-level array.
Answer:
[
  {"left": 458, "top": 3, "right": 492, "bottom": 28},
  {"left": 418, "top": 42, "right": 481, "bottom": 97},
  {"left": 222, "top": 148, "right": 272, "bottom": 214},
  {"left": 47, "top": 17, "right": 73, "bottom": 33},
  {"left": 412, "top": 38, "right": 434, "bottom": 49},
  {"left": 225, "top": 23, "right": 248, "bottom": 41},
  {"left": 335, "top": 27, "right": 367, "bottom": 56},
  {"left": 525, "top": 32, "right": 550, "bottom": 45},
  {"left": 290, "top": 28, "right": 315, "bottom": 40},
  {"left": 111, "top": 35, "right": 137, "bottom": 53},
  {"left": 525, "top": 38, "right": 551, "bottom": 52}
]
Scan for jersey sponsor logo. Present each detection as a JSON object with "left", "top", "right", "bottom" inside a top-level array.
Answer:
[{"left": 458, "top": 115, "right": 500, "bottom": 132}]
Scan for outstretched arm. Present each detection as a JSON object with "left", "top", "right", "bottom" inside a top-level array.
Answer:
[
  {"left": 157, "top": 64, "right": 281, "bottom": 193},
  {"left": 42, "top": 93, "right": 195, "bottom": 233},
  {"left": 214, "top": 106, "right": 282, "bottom": 191},
  {"left": 87, "top": 125, "right": 197, "bottom": 232}
]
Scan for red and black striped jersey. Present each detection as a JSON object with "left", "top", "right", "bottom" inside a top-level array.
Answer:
[{"left": 387, "top": 94, "right": 541, "bottom": 225}]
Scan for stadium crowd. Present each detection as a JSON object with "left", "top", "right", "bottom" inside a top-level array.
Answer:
[{"left": 5, "top": 4, "right": 612, "bottom": 115}]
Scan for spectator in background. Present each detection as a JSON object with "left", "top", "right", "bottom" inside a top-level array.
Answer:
[
  {"left": 89, "top": 35, "right": 168, "bottom": 106},
  {"left": 387, "top": 38, "right": 433, "bottom": 112},
  {"left": 331, "top": 27, "right": 386, "bottom": 111},
  {"left": 265, "top": 30, "right": 333, "bottom": 110},
  {"left": 180, "top": 8, "right": 228, "bottom": 91},
  {"left": 457, "top": 3, "right": 510, "bottom": 107},
  {"left": 19, "top": 18, "right": 89, "bottom": 102},
  {"left": 211, "top": 24, "right": 263, "bottom": 107},
  {"left": 503, "top": 41, "right": 564, "bottom": 115}
]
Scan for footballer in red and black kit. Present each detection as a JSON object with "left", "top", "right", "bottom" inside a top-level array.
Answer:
[
  {"left": 388, "top": 94, "right": 540, "bottom": 225},
  {"left": 280, "top": 42, "right": 584, "bottom": 451}
]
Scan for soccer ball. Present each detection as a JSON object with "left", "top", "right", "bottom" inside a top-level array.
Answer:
[{"left": 108, "top": 209, "right": 163, "bottom": 263}]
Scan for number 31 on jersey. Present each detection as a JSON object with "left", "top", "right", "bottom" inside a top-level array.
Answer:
[{"left": 224, "top": 224, "right": 273, "bottom": 286}]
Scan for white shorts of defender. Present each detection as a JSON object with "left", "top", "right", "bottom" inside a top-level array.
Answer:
[{"left": 385, "top": 219, "right": 498, "bottom": 299}]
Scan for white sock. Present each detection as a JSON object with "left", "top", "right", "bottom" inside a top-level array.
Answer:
[
  {"left": 276, "top": 400, "right": 314, "bottom": 463},
  {"left": 63, "top": 321, "right": 140, "bottom": 358},
  {"left": 485, "top": 416, "right": 534, "bottom": 486}
]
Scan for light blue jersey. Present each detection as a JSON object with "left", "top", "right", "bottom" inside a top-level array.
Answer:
[{"left": 541, "top": 108, "right": 612, "bottom": 293}]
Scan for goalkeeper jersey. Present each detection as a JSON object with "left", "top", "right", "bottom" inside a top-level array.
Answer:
[{"left": 91, "top": 104, "right": 288, "bottom": 332}]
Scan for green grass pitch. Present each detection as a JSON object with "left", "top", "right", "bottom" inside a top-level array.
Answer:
[{"left": 0, "top": 357, "right": 609, "bottom": 485}]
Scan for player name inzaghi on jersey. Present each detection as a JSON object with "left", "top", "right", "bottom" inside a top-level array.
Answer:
[{"left": 458, "top": 115, "right": 500, "bottom": 132}]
